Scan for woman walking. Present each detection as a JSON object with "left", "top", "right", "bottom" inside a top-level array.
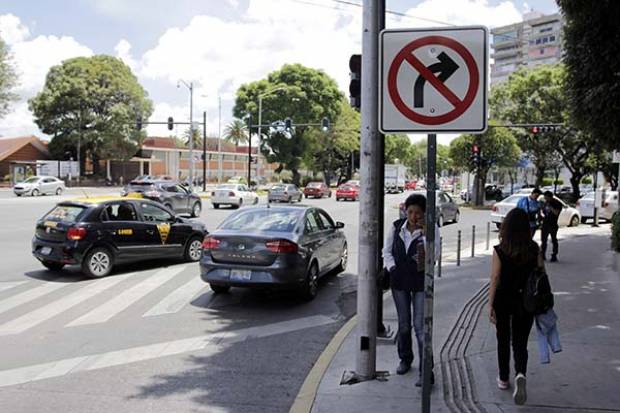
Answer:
[{"left": 489, "top": 208, "right": 543, "bottom": 405}]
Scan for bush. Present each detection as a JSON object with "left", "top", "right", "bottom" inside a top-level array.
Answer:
[
  {"left": 542, "top": 178, "right": 564, "bottom": 186},
  {"left": 581, "top": 177, "right": 593, "bottom": 185},
  {"left": 612, "top": 212, "right": 620, "bottom": 253}
]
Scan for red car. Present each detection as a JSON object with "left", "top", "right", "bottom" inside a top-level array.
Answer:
[
  {"left": 304, "top": 182, "right": 332, "bottom": 199},
  {"left": 405, "top": 180, "right": 417, "bottom": 190},
  {"left": 336, "top": 184, "right": 360, "bottom": 201}
]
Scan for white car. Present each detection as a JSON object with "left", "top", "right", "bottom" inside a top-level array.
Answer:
[
  {"left": 577, "top": 190, "right": 618, "bottom": 223},
  {"left": 13, "top": 176, "right": 66, "bottom": 197},
  {"left": 211, "top": 184, "right": 259, "bottom": 209},
  {"left": 491, "top": 194, "right": 581, "bottom": 229}
]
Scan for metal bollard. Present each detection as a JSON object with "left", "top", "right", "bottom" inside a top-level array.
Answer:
[
  {"left": 486, "top": 222, "right": 491, "bottom": 251},
  {"left": 457, "top": 230, "right": 462, "bottom": 266},
  {"left": 438, "top": 236, "right": 443, "bottom": 278},
  {"left": 471, "top": 225, "right": 476, "bottom": 257}
]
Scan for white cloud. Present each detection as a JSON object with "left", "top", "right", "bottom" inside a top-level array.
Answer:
[
  {"left": 114, "top": 39, "right": 138, "bottom": 71},
  {"left": 0, "top": 14, "right": 30, "bottom": 45}
]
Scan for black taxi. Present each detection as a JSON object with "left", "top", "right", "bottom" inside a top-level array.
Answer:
[{"left": 32, "top": 196, "right": 207, "bottom": 278}]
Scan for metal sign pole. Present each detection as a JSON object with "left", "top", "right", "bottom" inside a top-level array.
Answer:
[{"left": 422, "top": 133, "right": 437, "bottom": 413}]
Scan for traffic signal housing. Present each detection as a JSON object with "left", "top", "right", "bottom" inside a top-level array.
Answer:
[
  {"left": 167, "top": 117, "right": 174, "bottom": 131},
  {"left": 531, "top": 125, "right": 559, "bottom": 134},
  {"left": 285, "top": 118, "right": 292, "bottom": 131},
  {"left": 470, "top": 143, "right": 481, "bottom": 169},
  {"left": 136, "top": 116, "right": 143, "bottom": 130},
  {"left": 321, "top": 117, "right": 330, "bottom": 132},
  {"left": 349, "top": 54, "right": 361, "bottom": 110}
]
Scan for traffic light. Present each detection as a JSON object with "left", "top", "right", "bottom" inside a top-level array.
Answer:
[
  {"left": 136, "top": 116, "right": 143, "bottom": 130},
  {"left": 349, "top": 54, "right": 361, "bottom": 110},
  {"left": 531, "top": 125, "right": 559, "bottom": 134},
  {"left": 321, "top": 117, "right": 330, "bottom": 132},
  {"left": 285, "top": 117, "right": 292, "bottom": 131},
  {"left": 470, "top": 143, "right": 481, "bottom": 169},
  {"left": 167, "top": 117, "right": 174, "bottom": 131}
]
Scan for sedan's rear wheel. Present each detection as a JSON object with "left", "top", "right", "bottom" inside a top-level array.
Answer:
[
  {"left": 213, "top": 203, "right": 220, "bottom": 209},
  {"left": 42, "top": 261, "right": 64, "bottom": 271},
  {"left": 253, "top": 197, "right": 259, "bottom": 205},
  {"left": 191, "top": 202, "right": 201, "bottom": 218},
  {"left": 82, "top": 247, "right": 113, "bottom": 278},
  {"left": 55, "top": 187, "right": 63, "bottom": 196},
  {"left": 300, "top": 262, "right": 319, "bottom": 301},
  {"left": 437, "top": 215, "right": 444, "bottom": 227},
  {"left": 288, "top": 196, "right": 293, "bottom": 204},
  {"left": 184, "top": 236, "right": 203, "bottom": 262},
  {"left": 581, "top": 217, "right": 588, "bottom": 224},
  {"left": 337, "top": 243, "right": 348, "bottom": 273},
  {"left": 570, "top": 215, "right": 580, "bottom": 227},
  {"left": 210, "top": 284, "right": 230, "bottom": 294},
  {"left": 454, "top": 211, "right": 460, "bottom": 223}
]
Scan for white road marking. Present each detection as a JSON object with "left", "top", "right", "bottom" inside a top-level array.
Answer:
[
  {"left": 142, "top": 276, "right": 208, "bottom": 317},
  {"left": 0, "top": 281, "right": 28, "bottom": 293},
  {"left": 65, "top": 266, "right": 186, "bottom": 327},
  {"left": 0, "top": 315, "right": 336, "bottom": 388},
  {"left": 0, "top": 274, "right": 135, "bottom": 336},
  {"left": 0, "top": 282, "right": 67, "bottom": 316}
]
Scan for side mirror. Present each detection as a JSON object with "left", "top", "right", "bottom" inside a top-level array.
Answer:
[{"left": 335, "top": 222, "right": 345, "bottom": 229}]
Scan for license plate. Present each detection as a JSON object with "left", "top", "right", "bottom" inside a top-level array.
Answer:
[
  {"left": 230, "top": 270, "right": 252, "bottom": 281},
  {"left": 40, "top": 247, "right": 52, "bottom": 255}
]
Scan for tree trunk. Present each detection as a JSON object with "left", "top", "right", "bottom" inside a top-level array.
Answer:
[
  {"left": 474, "top": 169, "right": 487, "bottom": 206},
  {"left": 535, "top": 165, "right": 546, "bottom": 187},
  {"left": 323, "top": 169, "right": 331, "bottom": 187},
  {"left": 292, "top": 169, "right": 301, "bottom": 186},
  {"left": 569, "top": 174, "right": 583, "bottom": 204}
]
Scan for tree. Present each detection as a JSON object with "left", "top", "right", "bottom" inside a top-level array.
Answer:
[
  {"left": 223, "top": 119, "right": 248, "bottom": 146},
  {"left": 384, "top": 134, "right": 411, "bottom": 164},
  {"left": 233, "top": 64, "right": 343, "bottom": 185},
  {"left": 0, "top": 36, "right": 18, "bottom": 120},
  {"left": 557, "top": 0, "right": 620, "bottom": 153},
  {"left": 183, "top": 126, "right": 202, "bottom": 148},
  {"left": 29, "top": 55, "right": 153, "bottom": 175},
  {"left": 449, "top": 122, "right": 521, "bottom": 205}
]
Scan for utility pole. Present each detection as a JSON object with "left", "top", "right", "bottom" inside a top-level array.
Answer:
[
  {"left": 218, "top": 96, "right": 222, "bottom": 183},
  {"left": 247, "top": 115, "right": 252, "bottom": 187},
  {"left": 203, "top": 111, "right": 207, "bottom": 192},
  {"left": 178, "top": 80, "right": 194, "bottom": 191},
  {"left": 356, "top": 0, "right": 384, "bottom": 381}
]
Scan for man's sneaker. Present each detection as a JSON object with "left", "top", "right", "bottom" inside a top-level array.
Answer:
[
  {"left": 396, "top": 362, "right": 411, "bottom": 375},
  {"left": 415, "top": 372, "right": 435, "bottom": 387},
  {"left": 497, "top": 377, "right": 510, "bottom": 390},
  {"left": 513, "top": 373, "right": 527, "bottom": 405},
  {"left": 550, "top": 255, "right": 558, "bottom": 262}
]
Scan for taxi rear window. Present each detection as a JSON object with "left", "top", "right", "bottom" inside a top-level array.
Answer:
[{"left": 44, "top": 205, "right": 86, "bottom": 223}]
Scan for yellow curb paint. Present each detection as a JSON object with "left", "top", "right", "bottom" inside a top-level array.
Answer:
[{"left": 289, "top": 315, "right": 358, "bottom": 413}]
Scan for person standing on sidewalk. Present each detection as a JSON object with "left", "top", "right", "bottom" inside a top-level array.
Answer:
[
  {"left": 489, "top": 208, "right": 543, "bottom": 405},
  {"left": 383, "top": 193, "right": 440, "bottom": 386},
  {"left": 541, "top": 191, "right": 563, "bottom": 262},
  {"left": 517, "top": 188, "right": 542, "bottom": 238}
]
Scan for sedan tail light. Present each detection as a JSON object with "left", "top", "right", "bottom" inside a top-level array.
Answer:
[
  {"left": 145, "top": 190, "right": 161, "bottom": 198},
  {"left": 492, "top": 205, "right": 498, "bottom": 212},
  {"left": 202, "top": 236, "right": 221, "bottom": 250},
  {"left": 603, "top": 202, "right": 609, "bottom": 208},
  {"left": 265, "top": 239, "right": 298, "bottom": 254},
  {"left": 67, "top": 227, "right": 87, "bottom": 241},
  {"left": 228, "top": 191, "right": 235, "bottom": 197}
]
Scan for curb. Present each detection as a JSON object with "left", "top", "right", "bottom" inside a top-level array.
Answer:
[{"left": 289, "top": 315, "right": 358, "bottom": 413}]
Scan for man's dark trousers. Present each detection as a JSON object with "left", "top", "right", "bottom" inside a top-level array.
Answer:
[{"left": 541, "top": 223, "right": 559, "bottom": 259}]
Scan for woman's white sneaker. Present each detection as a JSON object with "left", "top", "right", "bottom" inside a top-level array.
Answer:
[
  {"left": 513, "top": 373, "right": 527, "bottom": 405},
  {"left": 497, "top": 377, "right": 510, "bottom": 390}
]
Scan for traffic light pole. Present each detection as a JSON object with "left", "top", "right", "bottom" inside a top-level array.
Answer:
[
  {"left": 247, "top": 116, "right": 252, "bottom": 188},
  {"left": 203, "top": 111, "right": 207, "bottom": 192}
]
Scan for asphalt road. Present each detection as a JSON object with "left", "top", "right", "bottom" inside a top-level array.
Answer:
[{"left": 0, "top": 188, "right": 493, "bottom": 413}]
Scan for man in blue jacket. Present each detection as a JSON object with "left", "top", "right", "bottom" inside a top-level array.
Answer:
[{"left": 517, "top": 188, "right": 542, "bottom": 238}]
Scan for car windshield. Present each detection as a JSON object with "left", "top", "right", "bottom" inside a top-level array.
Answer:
[
  {"left": 217, "top": 184, "right": 237, "bottom": 190},
  {"left": 43, "top": 205, "right": 86, "bottom": 223},
  {"left": 307, "top": 183, "right": 322, "bottom": 188},
  {"left": 219, "top": 209, "right": 302, "bottom": 232},
  {"left": 24, "top": 177, "right": 40, "bottom": 183},
  {"left": 271, "top": 185, "right": 286, "bottom": 191},
  {"left": 503, "top": 195, "right": 524, "bottom": 205}
]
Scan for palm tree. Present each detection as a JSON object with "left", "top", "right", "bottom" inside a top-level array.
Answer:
[
  {"left": 224, "top": 119, "right": 248, "bottom": 146},
  {"left": 183, "top": 127, "right": 202, "bottom": 148}
]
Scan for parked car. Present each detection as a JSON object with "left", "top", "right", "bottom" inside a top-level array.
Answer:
[
  {"left": 304, "top": 182, "right": 332, "bottom": 199},
  {"left": 122, "top": 180, "right": 202, "bottom": 217},
  {"left": 336, "top": 183, "right": 360, "bottom": 201},
  {"left": 211, "top": 184, "right": 259, "bottom": 209},
  {"left": 200, "top": 205, "right": 347, "bottom": 300},
  {"left": 576, "top": 190, "right": 619, "bottom": 223},
  {"left": 14, "top": 176, "right": 66, "bottom": 197},
  {"left": 398, "top": 191, "right": 460, "bottom": 227},
  {"left": 268, "top": 184, "right": 303, "bottom": 203},
  {"left": 491, "top": 194, "right": 581, "bottom": 229},
  {"left": 346, "top": 180, "right": 360, "bottom": 187},
  {"left": 405, "top": 180, "right": 417, "bottom": 190},
  {"left": 32, "top": 197, "right": 207, "bottom": 277}
]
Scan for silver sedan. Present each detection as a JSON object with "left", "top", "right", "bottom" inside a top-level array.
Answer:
[{"left": 13, "top": 176, "right": 66, "bottom": 197}]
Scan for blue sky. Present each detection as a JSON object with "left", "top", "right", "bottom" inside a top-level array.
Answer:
[{"left": 0, "top": 0, "right": 559, "bottom": 142}]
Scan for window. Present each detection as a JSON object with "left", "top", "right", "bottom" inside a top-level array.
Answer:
[
  {"left": 542, "top": 37, "right": 548, "bottom": 44},
  {"left": 45, "top": 205, "right": 85, "bottom": 223},
  {"left": 103, "top": 203, "right": 138, "bottom": 222},
  {"left": 163, "top": 184, "right": 179, "bottom": 193},
  {"left": 220, "top": 209, "right": 302, "bottom": 232},
  {"left": 141, "top": 203, "right": 174, "bottom": 223},
  {"left": 43, "top": 178, "right": 55, "bottom": 183},
  {"left": 550, "top": 35, "right": 556, "bottom": 42},
  {"left": 316, "top": 210, "right": 335, "bottom": 230},
  {"left": 535, "top": 38, "right": 542, "bottom": 45},
  {"left": 305, "top": 211, "right": 321, "bottom": 234}
]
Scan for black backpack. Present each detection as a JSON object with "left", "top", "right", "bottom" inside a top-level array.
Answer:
[{"left": 522, "top": 266, "right": 554, "bottom": 315}]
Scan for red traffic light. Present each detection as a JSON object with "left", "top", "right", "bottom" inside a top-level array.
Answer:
[
  {"left": 532, "top": 126, "right": 539, "bottom": 134},
  {"left": 472, "top": 144, "right": 479, "bottom": 153}
]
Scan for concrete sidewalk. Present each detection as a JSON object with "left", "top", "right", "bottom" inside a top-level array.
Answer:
[{"left": 300, "top": 226, "right": 618, "bottom": 413}]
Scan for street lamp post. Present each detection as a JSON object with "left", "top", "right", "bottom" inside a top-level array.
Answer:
[
  {"left": 254, "top": 86, "right": 287, "bottom": 186},
  {"left": 178, "top": 80, "right": 194, "bottom": 191}
]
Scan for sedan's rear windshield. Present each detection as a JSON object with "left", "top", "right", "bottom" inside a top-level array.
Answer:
[
  {"left": 503, "top": 195, "right": 524, "bottom": 205},
  {"left": 271, "top": 185, "right": 287, "bottom": 191},
  {"left": 307, "top": 183, "right": 322, "bottom": 188},
  {"left": 219, "top": 210, "right": 302, "bottom": 232},
  {"left": 129, "top": 182, "right": 155, "bottom": 187},
  {"left": 44, "top": 205, "right": 86, "bottom": 223}
]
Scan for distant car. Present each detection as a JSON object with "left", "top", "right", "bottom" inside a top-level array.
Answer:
[
  {"left": 211, "top": 184, "right": 259, "bottom": 209},
  {"left": 268, "top": 184, "right": 303, "bottom": 203},
  {"left": 491, "top": 194, "right": 581, "bottom": 229},
  {"left": 336, "top": 183, "right": 360, "bottom": 201},
  {"left": 32, "top": 197, "right": 207, "bottom": 278},
  {"left": 122, "top": 180, "right": 202, "bottom": 217},
  {"left": 346, "top": 180, "right": 361, "bottom": 187},
  {"left": 405, "top": 180, "right": 417, "bottom": 190},
  {"left": 304, "top": 182, "right": 332, "bottom": 199},
  {"left": 576, "top": 190, "right": 618, "bottom": 223},
  {"left": 398, "top": 191, "right": 460, "bottom": 227},
  {"left": 14, "top": 176, "right": 66, "bottom": 197},
  {"left": 200, "top": 205, "right": 347, "bottom": 300}
]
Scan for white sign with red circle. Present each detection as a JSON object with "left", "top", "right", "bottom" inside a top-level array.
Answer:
[{"left": 380, "top": 26, "right": 488, "bottom": 133}]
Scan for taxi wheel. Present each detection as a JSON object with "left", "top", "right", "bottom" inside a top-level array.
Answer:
[
  {"left": 42, "top": 261, "right": 64, "bottom": 271},
  {"left": 191, "top": 202, "right": 201, "bottom": 218},
  {"left": 82, "top": 247, "right": 113, "bottom": 278},
  {"left": 210, "top": 284, "right": 231, "bottom": 294},
  {"left": 184, "top": 236, "right": 203, "bottom": 262},
  {"left": 300, "top": 262, "right": 319, "bottom": 301}
]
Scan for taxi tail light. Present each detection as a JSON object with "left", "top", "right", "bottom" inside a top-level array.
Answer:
[
  {"left": 265, "top": 239, "right": 298, "bottom": 254},
  {"left": 202, "top": 236, "right": 221, "bottom": 250},
  {"left": 67, "top": 227, "right": 87, "bottom": 241}
]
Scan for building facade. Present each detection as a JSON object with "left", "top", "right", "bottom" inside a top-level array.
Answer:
[{"left": 491, "top": 11, "right": 563, "bottom": 85}]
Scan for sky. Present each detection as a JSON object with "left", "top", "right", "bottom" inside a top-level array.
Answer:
[{"left": 0, "top": 0, "right": 559, "bottom": 145}]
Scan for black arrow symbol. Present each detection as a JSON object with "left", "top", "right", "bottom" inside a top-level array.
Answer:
[{"left": 413, "top": 51, "right": 459, "bottom": 108}]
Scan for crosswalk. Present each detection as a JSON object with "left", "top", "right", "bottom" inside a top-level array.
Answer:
[{"left": 0, "top": 264, "right": 210, "bottom": 336}]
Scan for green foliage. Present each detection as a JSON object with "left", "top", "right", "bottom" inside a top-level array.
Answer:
[
  {"left": 612, "top": 212, "right": 620, "bottom": 252},
  {"left": 542, "top": 178, "right": 563, "bottom": 186},
  {"left": 29, "top": 55, "right": 153, "bottom": 164},
  {"left": 183, "top": 127, "right": 202, "bottom": 148},
  {"left": 0, "top": 36, "right": 18, "bottom": 120},
  {"left": 385, "top": 134, "right": 411, "bottom": 164},
  {"left": 224, "top": 119, "right": 248, "bottom": 146},
  {"left": 581, "top": 177, "right": 593, "bottom": 185},
  {"left": 558, "top": 0, "right": 620, "bottom": 153},
  {"left": 233, "top": 64, "right": 344, "bottom": 185}
]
